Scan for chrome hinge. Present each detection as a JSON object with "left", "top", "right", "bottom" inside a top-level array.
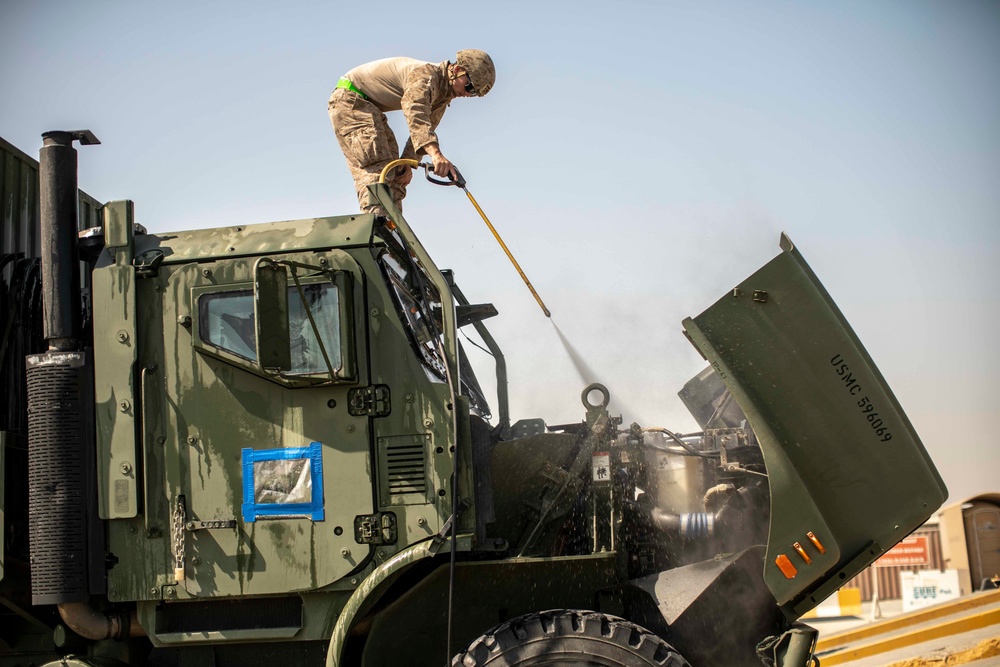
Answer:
[{"left": 186, "top": 519, "right": 237, "bottom": 531}]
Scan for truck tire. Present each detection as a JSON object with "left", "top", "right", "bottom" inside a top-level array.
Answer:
[{"left": 451, "top": 609, "right": 690, "bottom": 666}]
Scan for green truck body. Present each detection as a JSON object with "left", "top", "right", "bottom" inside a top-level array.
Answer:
[{"left": 0, "top": 133, "right": 946, "bottom": 666}]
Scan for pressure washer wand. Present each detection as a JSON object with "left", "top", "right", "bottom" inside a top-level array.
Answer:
[
  {"left": 459, "top": 185, "right": 551, "bottom": 318},
  {"left": 431, "top": 164, "right": 551, "bottom": 318},
  {"left": 377, "top": 159, "right": 552, "bottom": 317}
]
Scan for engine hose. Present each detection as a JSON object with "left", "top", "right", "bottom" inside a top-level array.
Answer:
[
  {"left": 651, "top": 509, "right": 716, "bottom": 540},
  {"left": 681, "top": 512, "right": 715, "bottom": 539},
  {"left": 58, "top": 602, "right": 144, "bottom": 640},
  {"left": 642, "top": 427, "right": 720, "bottom": 458}
]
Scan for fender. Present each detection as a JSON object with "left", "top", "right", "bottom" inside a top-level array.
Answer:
[{"left": 326, "top": 538, "right": 441, "bottom": 667}]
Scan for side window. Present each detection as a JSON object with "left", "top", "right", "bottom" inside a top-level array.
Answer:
[
  {"left": 197, "top": 283, "right": 344, "bottom": 375},
  {"left": 200, "top": 289, "right": 256, "bottom": 360},
  {"left": 289, "top": 284, "right": 342, "bottom": 373}
]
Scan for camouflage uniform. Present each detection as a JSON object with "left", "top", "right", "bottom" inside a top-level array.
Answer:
[{"left": 329, "top": 58, "right": 457, "bottom": 216}]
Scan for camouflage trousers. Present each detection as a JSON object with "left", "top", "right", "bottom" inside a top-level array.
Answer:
[{"left": 328, "top": 88, "right": 408, "bottom": 216}]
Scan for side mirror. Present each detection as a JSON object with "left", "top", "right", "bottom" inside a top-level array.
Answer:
[{"left": 254, "top": 259, "right": 291, "bottom": 373}]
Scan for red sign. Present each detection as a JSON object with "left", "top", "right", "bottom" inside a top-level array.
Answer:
[{"left": 875, "top": 535, "right": 929, "bottom": 567}]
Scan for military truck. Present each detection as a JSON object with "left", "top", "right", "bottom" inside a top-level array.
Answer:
[{"left": 0, "top": 131, "right": 947, "bottom": 667}]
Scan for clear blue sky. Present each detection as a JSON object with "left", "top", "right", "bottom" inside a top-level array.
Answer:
[{"left": 2, "top": 1, "right": 997, "bottom": 504}]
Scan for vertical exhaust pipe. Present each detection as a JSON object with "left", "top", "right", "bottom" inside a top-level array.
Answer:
[
  {"left": 28, "top": 130, "right": 144, "bottom": 638},
  {"left": 38, "top": 130, "right": 99, "bottom": 351},
  {"left": 27, "top": 130, "right": 101, "bottom": 606}
]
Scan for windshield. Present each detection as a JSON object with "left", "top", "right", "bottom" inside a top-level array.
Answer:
[
  {"left": 374, "top": 221, "right": 491, "bottom": 418},
  {"left": 376, "top": 232, "right": 447, "bottom": 380}
]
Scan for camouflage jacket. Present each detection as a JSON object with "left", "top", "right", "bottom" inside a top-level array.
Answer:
[{"left": 342, "top": 57, "right": 456, "bottom": 159}]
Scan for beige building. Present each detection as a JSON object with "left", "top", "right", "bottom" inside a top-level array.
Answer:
[{"left": 939, "top": 493, "right": 1000, "bottom": 595}]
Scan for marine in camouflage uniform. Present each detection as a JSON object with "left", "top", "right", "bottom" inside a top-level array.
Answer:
[{"left": 328, "top": 50, "right": 495, "bottom": 216}]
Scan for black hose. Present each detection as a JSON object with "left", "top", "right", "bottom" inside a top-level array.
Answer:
[
  {"left": 374, "top": 217, "right": 460, "bottom": 666},
  {"left": 1, "top": 258, "right": 45, "bottom": 435},
  {"left": 642, "top": 427, "right": 720, "bottom": 458}
]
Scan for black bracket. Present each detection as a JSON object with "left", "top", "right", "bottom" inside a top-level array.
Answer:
[
  {"left": 354, "top": 512, "right": 397, "bottom": 545},
  {"left": 134, "top": 249, "right": 165, "bottom": 278},
  {"left": 348, "top": 385, "right": 391, "bottom": 417}
]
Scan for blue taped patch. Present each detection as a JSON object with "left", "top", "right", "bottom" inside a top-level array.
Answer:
[{"left": 241, "top": 442, "right": 325, "bottom": 522}]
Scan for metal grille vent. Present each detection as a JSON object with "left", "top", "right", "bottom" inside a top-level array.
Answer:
[
  {"left": 378, "top": 435, "right": 430, "bottom": 506},
  {"left": 26, "top": 353, "right": 89, "bottom": 604},
  {"left": 387, "top": 442, "right": 426, "bottom": 494},
  {"left": 157, "top": 596, "right": 303, "bottom": 634}
]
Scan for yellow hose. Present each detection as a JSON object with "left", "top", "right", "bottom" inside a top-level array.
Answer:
[{"left": 378, "top": 158, "right": 420, "bottom": 184}]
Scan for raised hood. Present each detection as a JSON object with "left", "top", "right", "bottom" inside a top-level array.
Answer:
[{"left": 682, "top": 233, "right": 947, "bottom": 618}]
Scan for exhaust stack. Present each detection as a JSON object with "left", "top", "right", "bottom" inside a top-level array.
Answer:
[
  {"left": 38, "top": 130, "right": 99, "bottom": 350},
  {"left": 27, "top": 130, "right": 101, "bottom": 605}
]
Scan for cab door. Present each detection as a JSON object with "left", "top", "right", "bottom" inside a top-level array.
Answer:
[{"left": 157, "top": 248, "right": 373, "bottom": 597}]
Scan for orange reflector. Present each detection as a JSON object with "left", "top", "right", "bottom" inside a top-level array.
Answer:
[
  {"left": 775, "top": 554, "right": 797, "bottom": 579},
  {"left": 793, "top": 541, "right": 813, "bottom": 565},
  {"left": 807, "top": 531, "right": 827, "bottom": 554}
]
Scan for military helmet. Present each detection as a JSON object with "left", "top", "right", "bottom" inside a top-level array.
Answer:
[{"left": 456, "top": 49, "right": 495, "bottom": 96}]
